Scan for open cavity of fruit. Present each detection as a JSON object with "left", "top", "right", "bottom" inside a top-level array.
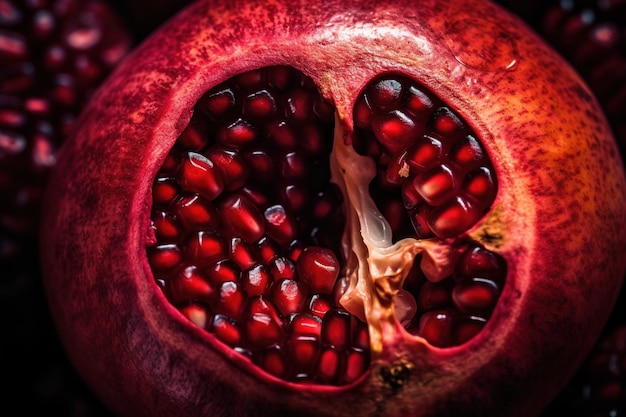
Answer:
[{"left": 146, "top": 66, "right": 507, "bottom": 385}]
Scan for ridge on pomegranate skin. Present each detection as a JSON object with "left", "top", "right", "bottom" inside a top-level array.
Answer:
[{"left": 40, "top": 0, "right": 626, "bottom": 417}]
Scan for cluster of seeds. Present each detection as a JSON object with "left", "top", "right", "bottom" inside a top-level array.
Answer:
[
  {"left": 352, "top": 74, "right": 506, "bottom": 347},
  {"left": 148, "top": 66, "right": 508, "bottom": 384},
  {"left": 352, "top": 75, "right": 498, "bottom": 240},
  {"left": 148, "top": 66, "right": 369, "bottom": 385}
]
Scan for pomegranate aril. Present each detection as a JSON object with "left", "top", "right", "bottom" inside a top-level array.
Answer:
[
  {"left": 322, "top": 309, "right": 351, "bottom": 349},
  {"left": 204, "top": 259, "right": 241, "bottom": 287},
  {"left": 178, "top": 152, "right": 224, "bottom": 201},
  {"left": 367, "top": 77, "right": 403, "bottom": 110},
  {"left": 210, "top": 314, "right": 242, "bottom": 347},
  {"left": 316, "top": 346, "right": 342, "bottom": 383},
  {"left": 184, "top": 231, "right": 227, "bottom": 266},
  {"left": 229, "top": 236, "right": 258, "bottom": 269},
  {"left": 205, "top": 146, "right": 249, "bottom": 191},
  {"left": 173, "top": 193, "right": 219, "bottom": 229},
  {"left": 452, "top": 278, "right": 500, "bottom": 314},
  {"left": 297, "top": 246, "right": 340, "bottom": 294},
  {"left": 244, "top": 303, "right": 284, "bottom": 348},
  {"left": 372, "top": 109, "right": 422, "bottom": 154},
  {"left": 285, "top": 88, "right": 313, "bottom": 121},
  {"left": 270, "top": 278, "right": 308, "bottom": 317},
  {"left": 343, "top": 348, "right": 369, "bottom": 383},
  {"left": 167, "top": 265, "right": 214, "bottom": 304},
  {"left": 218, "top": 193, "right": 265, "bottom": 243},
  {"left": 430, "top": 107, "right": 464, "bottom": 136},
  {"left": 244, "top": 89, "right": 276, "bottom": 119},
  {"left": 264, "top": 204, "right": 297, "bottom": 245},
  {"left": 240, "top": 264, "right": 273, "bottom": 296},
  {"left": 308, "top": 293, "right": 335, "bottom": 319},
  {"left": 413, "top": 165, "right": 457, "bottom": 206},
  {"left": 418, "top": 310, "right": 454, "bottom": 348},
  {"left": 269, "top": 256, "right": 297, "bottom": 280},
  {"left": 289, "top": 313, "right": 323, "bottom": 337},
  {"left": 152, "top": 210, "right": 181, "bottom": 241},
  {"left": 200, "top": 87, "right": 236, "bottom": 117},
  {"left": 212, "top": 281, "right": 246, "bottom": 320},
  {"left": 180, "top": 303, "right": 211, "bottom": 329},
  {"left": 260, "top": 345, "right": 289, "bottom": 379},
  {"left": 287, "top": 334, "right": 320, "bottom": 373},
  {"left": 217, "top": 118, "right": 257, "bottom": 148},
  {"left": 148, "top": 244, "right": 182, "bottom": 271}
]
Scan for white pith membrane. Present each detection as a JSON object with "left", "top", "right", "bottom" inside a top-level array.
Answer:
[{"left": 330, "top": 120, "right": 459, "bottom": 353}]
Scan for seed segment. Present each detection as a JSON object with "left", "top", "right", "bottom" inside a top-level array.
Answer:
[
  {"left": 148, "top": 66, "right": 365, "bottom": 385},
  {"left": 353, "top": 75, "right": 498, "bottom": 239}
]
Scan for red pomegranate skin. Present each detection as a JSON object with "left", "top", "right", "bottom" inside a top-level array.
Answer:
[{"left": 40, "top": 0, "right": 626, "bottom": 417}]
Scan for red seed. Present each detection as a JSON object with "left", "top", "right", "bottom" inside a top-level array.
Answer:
[
  {"left": 322, "top": 309, "right": 351, "bottom": 349},
  {"left": 260, "top": 345, "right": 289, "bottom": 378},
  {"left": 409, "top": 203, "right": 436, "bottom": 239},
  {"left": 244, "top": 149, "right": 275, "bottom": 182},
  {"left": 269, "top": 256, "right": 297, "bottom": 280},
  {"left": 367, "top": 78, "right": 403, "bottom": 111},
  {"left": 463, "top": 167, "right": 494, "bottom": 200},
  {"left": 173, "top": 194, "right": 219, "bottom": 229},
  {"left": 152, "top": 177, "right": 178, "bottom": 205},
  {"left": 418, "top": 310, "right": 454, "bottom": 348},
  {"left": 308, "top": 293, "right": 334, "bottom": 319},
  {"left": 458, "top": 245, "right": 506, "bottom": 280},
  {"left": 372, "top": 109, "right": 422, "bottom": 154},
  {"left": 244, "top": 300, "right": 284, "bottom": 348},
  {"left": 429, "top": 197, "right": 480, "bottom": 238},
  {"left": 241, "top": 264, "right": 273, "bottom": 296},
  {"left": 281, "top": 151, "right": 309, "bottom": 178},
  {"left": 289, "top": 313, "right": 322, "bottom": 337},
  {"left": 413, "top": 165, "right": 457, "bottom": 206},
  {"left": 405, "top": 85, "right": 433, "bottom": 115},
  {"left": 285, "top": 88, "right": 313, "bottom": 121},
  {"left": 180, "top": 303, "right": 211, "bottom": 329},
  {"left": 210, "top": 314, "right": 242, "bottom": 347},
  {"left": 204, "top": 259, "right": 241, "bottom": 287},
  {"left": 229, "top": 237, "right": 258, "bottom": 270},
  {"left": 450, "top": 135, "right": 484, "bottom": 165},
  {"left": 268, "top": 121, "right": 297, "bottom": 150},
  {"left": 267, "top": 65, "right": 295, "bottom": 91},
  {"left": 201, "top": 87, "right": 235, "bottom": 116},
  {"left": 184, "top": 231, "right": 227, "bottom": 266},
  {"left": 452, "top": 277, "right": 499, "bottom": 314},
  {"left": 352, "top": 320, "right": 370, "bottom": 350},
  {"left": 297, "top": 246, "right": 340, "bottom": 294},
  {"left": 353, "top": 94, "right": 373, "bottom": 129},
  {"left": 205, "top": 146, "right": 249, "bottom": 191},
  {"left": 167, "top": 265, "right": 214, "bottom": 304},
  {"left": 287, "top": 335, "right": 319, "bottom": 372},
  {"left": 417, "top": 281, "right": 452, "bottom": 311},
  {"left": 148, "top": 244, "right": 182, "bottom": 271},
  {"left": 257, "top": 237, "right": 279, "bottom": 265},
  {"left": 264, "top": 204, "right": 297, "bottom": 245},
  {"left": 343, "top": 349, "right": 368, "bottom": 383},
  {"left": 216, "top": 118, "right": 257, "bottom": 148},
  {"left": 219, "top": 193, "right": 265, "bottom": 243},
  {"left": 178, "top": 116, "right": 208, "bottom": 150},
  {"left": 316, "top": 346, "right": 341, "bottom": 383},
  {"left": 454, "top": 316, "right": 486, "bottom": 345},
  {"left": 213, "top": 281, "right": 246, "bottom": 320},
  {"left": 178, "top": 152, "right": 224, "bottom": 201},
  {"left": 270, "top": 278, "right": 307, "bottom": 317},
  {"left": 244, "top": 89, "right": 276, "bottom": 119},
  {"left": 152, "top": 211, "right": 180, "bottom": 240},
  {"left": 405, "top": 135, "right": 442, "bottom": 171},
  {"left": 431, "top": 107, "right": 463, "bottom": 135}
]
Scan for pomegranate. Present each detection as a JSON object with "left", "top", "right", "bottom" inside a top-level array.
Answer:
[{"left": 40, "top": 0, "right": 626, "bottom": 416}]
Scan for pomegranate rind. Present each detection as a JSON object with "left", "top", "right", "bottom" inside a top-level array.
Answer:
[{"left": 40, "top": 0, "right": 626, "bottom": 416}]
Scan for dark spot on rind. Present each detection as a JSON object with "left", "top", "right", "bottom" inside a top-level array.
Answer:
[{"left": 379, "top": 360, "right": 414, "bottom": 391}]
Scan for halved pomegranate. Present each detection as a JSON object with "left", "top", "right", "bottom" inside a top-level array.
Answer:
[{"left": 40, "top": 0, "right": 626, "bottom": 416}]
